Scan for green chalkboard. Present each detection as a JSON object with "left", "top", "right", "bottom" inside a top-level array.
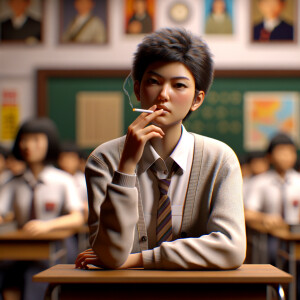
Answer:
[{"left": 37, "top": 70, "right": 300, "bottom": 156}]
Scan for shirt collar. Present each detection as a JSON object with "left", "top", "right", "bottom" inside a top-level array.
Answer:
[
  {"left": 23, "top": 165, "right": 52, "bottom": 186},
  {"left": 138, "top": 125, "right": 193, "bottom": 175}
]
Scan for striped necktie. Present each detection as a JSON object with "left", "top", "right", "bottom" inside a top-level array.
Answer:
[{"left": 156, "top": 164, "right": 177, "bottom": 246}]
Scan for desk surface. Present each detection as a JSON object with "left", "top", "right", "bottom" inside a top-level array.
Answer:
[
  {"left": 33, "top": 264, "right": 292, "bottom": 284},
  {"left": 0, "top": 229, "right": 75, "bottom": 241}
]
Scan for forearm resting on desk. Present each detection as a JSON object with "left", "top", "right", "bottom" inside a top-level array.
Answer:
[
  {"left": 75, "top": 248, "right": 143, "bottom": 269},
  {"left": 22, "top": 211, "right": 84, "bottom": 234}
]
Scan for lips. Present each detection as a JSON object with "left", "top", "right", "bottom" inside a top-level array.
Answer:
[{"left": 156, "top": 105, "right": 169, "bottom": 112}]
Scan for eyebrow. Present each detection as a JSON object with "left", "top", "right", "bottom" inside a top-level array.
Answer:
[{"left": 146, "top": 70, "right": 191, "bottom": 81}]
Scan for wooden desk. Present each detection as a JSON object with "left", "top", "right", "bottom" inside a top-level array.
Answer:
[
  {"left": 0, "top": 229, "right": 75, "bottom": 266},
  {"left": 33, "top": 264, "right": 292, "bottom": 300},
  {"left": 246, "top": 221, "right": 300, "bottom": 300}
]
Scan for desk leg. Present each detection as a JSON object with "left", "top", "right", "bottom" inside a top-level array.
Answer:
[
  {"left": 289, "top": 242, "right": 297, "bottom": 300},
  {"left": 44, "top": 284, "right": 60, "bottom": 300}
]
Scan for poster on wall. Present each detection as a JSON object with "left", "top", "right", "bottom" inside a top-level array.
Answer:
[
  {"left": 251, "top": 0, "right": 296, "bottom": 42},
  {"left": 244, "top": 92, "right": 300, "bottom": 151},
  {"left": 0, "top": 88, "right": 20, "bottom": 142},
  {"left": 60, "top": 0, "right": 108, "bottom": 44},
  {"left": 125, "top": 0, "right": 155, "bottom": 34},
  {"left": 204, "top": 0, "right": 234, "bottom": 35},
  {"left": 0, "top": 0, "right": 43, "bottom": 44}
]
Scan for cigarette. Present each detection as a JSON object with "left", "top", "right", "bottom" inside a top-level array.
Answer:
[{"left": 132, "top": 108, "right": 154, "bottom": 114}]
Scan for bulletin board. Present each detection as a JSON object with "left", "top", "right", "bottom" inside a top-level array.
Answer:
[{"left": 36, "top": 69, "right": 300, "bottom": 156}]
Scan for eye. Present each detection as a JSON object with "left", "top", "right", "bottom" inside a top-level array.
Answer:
[
  {"left": 174, "top": 82, "right": 187, "bottom": 89},
  {"left": 147, "top": 78, "right": 159, "bottom": 85}
]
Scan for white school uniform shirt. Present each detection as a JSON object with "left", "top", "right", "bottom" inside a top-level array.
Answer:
[
  {"left": 245, "top": 169, "right": 300, "bottom": 224},
  {"left": 0, "top": 165, "right": 83, "bottom": 227},
  {"left": 136, "top": 125, "right": 194, "bottom": 248},
  {"left": 73, "top": 171, "right": 87, "bottom": 203}
]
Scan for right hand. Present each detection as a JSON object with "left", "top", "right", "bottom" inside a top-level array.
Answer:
[{"left": 118, "top": 105, "right": 165, "bottom": 174}]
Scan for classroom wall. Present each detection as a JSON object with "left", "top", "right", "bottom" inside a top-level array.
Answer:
[{"left": 0, "top": 0, "right": 300, "bottom": 146}]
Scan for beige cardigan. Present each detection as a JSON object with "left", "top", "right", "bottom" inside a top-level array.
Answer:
[{"left": 86, "top": 133, "right": 246, "bottom": 269}]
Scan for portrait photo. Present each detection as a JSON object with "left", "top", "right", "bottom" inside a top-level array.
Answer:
[
  {"left": 60, "top": 0, "right": 108, "bottom": 44},
  {"left": 251, "top": 0, "right": 296, "bottom": 42},
  {"left": 204, "top": 0, "right": 234, "bottom": 35},
  {"left": 0, "top": 0, "right": 43, "bottom": 44},
  {"left": 125, "top": 0, "right": 155, "bottom": 35}
]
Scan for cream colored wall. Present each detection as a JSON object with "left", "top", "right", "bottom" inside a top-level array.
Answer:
[{"left": 0, "top": 0, "right": 299, "bottom": 138}]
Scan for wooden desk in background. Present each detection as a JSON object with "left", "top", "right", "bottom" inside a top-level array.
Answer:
[
  {"left": 0, "top": 229, "right": 75, "bottom": 266},
  {"left": 34, "top": 264, "right": 292, "bottom": 300},
  {"left": 246, "top": 221, "right": 300, "bottom": 300}
]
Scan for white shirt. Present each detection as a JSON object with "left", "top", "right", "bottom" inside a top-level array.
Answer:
[
  {"left": 0, "top": 165, "right": 83, "bottom": 227},
  {"left": 136, "top": 125, "right": 194, "bottom": 247},
  {"left": 245, "top": 169, "right": 300, "bottom": 224}
]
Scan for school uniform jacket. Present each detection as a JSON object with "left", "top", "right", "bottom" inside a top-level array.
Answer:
[{"left": 86, "top": 133, "right": 246, "bottom": 270}]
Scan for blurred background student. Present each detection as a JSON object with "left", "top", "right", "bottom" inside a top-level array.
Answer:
[
  {"left": 0, "top": 117, "right": 84, "bottom": 300},
  {"left": 58, "top": 141, "right": 88, "bottom": 221}
]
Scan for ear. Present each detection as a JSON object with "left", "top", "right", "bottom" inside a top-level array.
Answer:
[
  {"left": 190, "top": 91, "right": 205, "bottom": 112},
  {"left": 134, "top": 81, "right": 141, "bottom": 102}
]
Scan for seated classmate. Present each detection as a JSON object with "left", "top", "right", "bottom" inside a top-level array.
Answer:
[
  {"left": 245, "top": 132, "right": 300, "bottom": 228},
  {"left": 0, "top": 145, "right": 11, "bottom": 188},
  {"left": 58, "top": 141, "right": 88, "bottom": 221},
  {"left": 75, "top": 27, "right": 246, "bottom": 270},
  {"left": 243, "top": 151, "right": 270, "bottom": 206},
  {"left": 0, "top": 117, "right": 84, "bottom": 300},
  {"left": 5, "top": 151, "right": 26, "bottom": 177}
]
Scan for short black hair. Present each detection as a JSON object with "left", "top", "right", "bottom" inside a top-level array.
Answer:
[
  {"left": 267, "top": 132, "right": 296, "bottom": 154},
  {"left": 12, "top": 117, "right": 61, "bottom": 163},
  {"left": 132, "top": 27, "right": 214, "bottom": 95}
]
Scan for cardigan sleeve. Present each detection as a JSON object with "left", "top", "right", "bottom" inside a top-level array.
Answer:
[{"left": 86, "top": 142, "right": 139, "bottom": 269}]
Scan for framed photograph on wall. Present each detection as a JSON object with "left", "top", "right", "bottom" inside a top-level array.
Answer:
[
  {"left": 204, "top": 0, "right": 234, "bottom": 35},
  {"left": 0, "top": 0, "right": 44, "bottom": 44},
  {"left": 125, "top": 0, "right": 155, "bottom": 35},
  {"left": 251, "top": 0, "right": 296, "bottom": 43},
  {"left": 60, "top": 0, "right": 108, "bottom": 44}
]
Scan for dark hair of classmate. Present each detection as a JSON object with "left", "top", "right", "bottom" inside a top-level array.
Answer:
[
  {"left": 132, "top": 27, "right": 214, "bottom": 97},
  {"left": 12, "top": 117, "right": 61, "bottom": 163},
  {"left": 60, "top": 141, "right": 81, "bottom": 155},
  {"left": 267, "top": 132, "right": 296, "bottom": 154}
]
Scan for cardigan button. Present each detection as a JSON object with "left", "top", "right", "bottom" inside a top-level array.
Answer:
[
  {"left": 141, "top": 236, "right": 147, "bottom": 242},
  {"left": 181, "top": 232, "right": 187, "bottom": 238}
]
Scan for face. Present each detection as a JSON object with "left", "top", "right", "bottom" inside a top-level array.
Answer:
[
  {"left": 74, "top": 0, "right": 94, "bottom": 15},
  {"left": 135, "top": 61, "right": 204, "bottom": 128},
  {"left": 58, "top": 152, "right": 80, "bottom": 175},
  {"left": 9, "top": 0, "right": 30, "bottom": 17},
  {"left": 212, "top": 0, "right": 226, "bottom": 14},
  {"left": 19, "top": 133, "right": 48, "bottom": 164},
  {"left": 258, "top": 0, "right": 285, "bottom": 20},
  {"left": 269, "top": 144, "right": 297, "bottom": 173}
]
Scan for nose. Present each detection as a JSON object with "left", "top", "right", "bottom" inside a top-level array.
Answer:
[{"left": 158, "top": 83, "right": 170, "bottom": 101}]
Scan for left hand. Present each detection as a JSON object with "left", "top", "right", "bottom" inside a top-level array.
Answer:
[
  {"left": 75, "top": 248, "right": 143, "bottom": 269},
  {"left": 22, "top": 220, "right": 51, "bottom": 235}
]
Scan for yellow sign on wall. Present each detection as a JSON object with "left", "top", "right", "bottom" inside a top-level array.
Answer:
[{"left": 1, "top": 89, "right": 20, "bottom": 141}]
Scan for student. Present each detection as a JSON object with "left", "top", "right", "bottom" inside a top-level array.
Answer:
[
  {"left": 245, "top": 132, "right": 300, "bottom": 228},
  {"left": 0, "top": 145, "right": 11, "bottom": 188},
  {"left": 58, "top": 141, "right": 88, "bottom": 221},
  {"left": 0, "top": 117, "right": 84, "bottom": 300},
  {"left": 75, "top": 27, "right": 246, "bottom": 270}
]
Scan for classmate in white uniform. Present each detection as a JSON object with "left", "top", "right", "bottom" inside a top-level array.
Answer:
[
  {"left": 245, "top": 132, "right": 300, "bottom": 227},
  {"left": 75, "top": 28, "right": 246, "bottom": 270},
  {"left": 0, "top": 118, "right": 84, "bottom": 300}
]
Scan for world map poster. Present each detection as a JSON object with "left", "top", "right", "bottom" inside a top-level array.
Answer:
[{"left": 244, "top": 92, "right": 299, "bottom": 151}]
